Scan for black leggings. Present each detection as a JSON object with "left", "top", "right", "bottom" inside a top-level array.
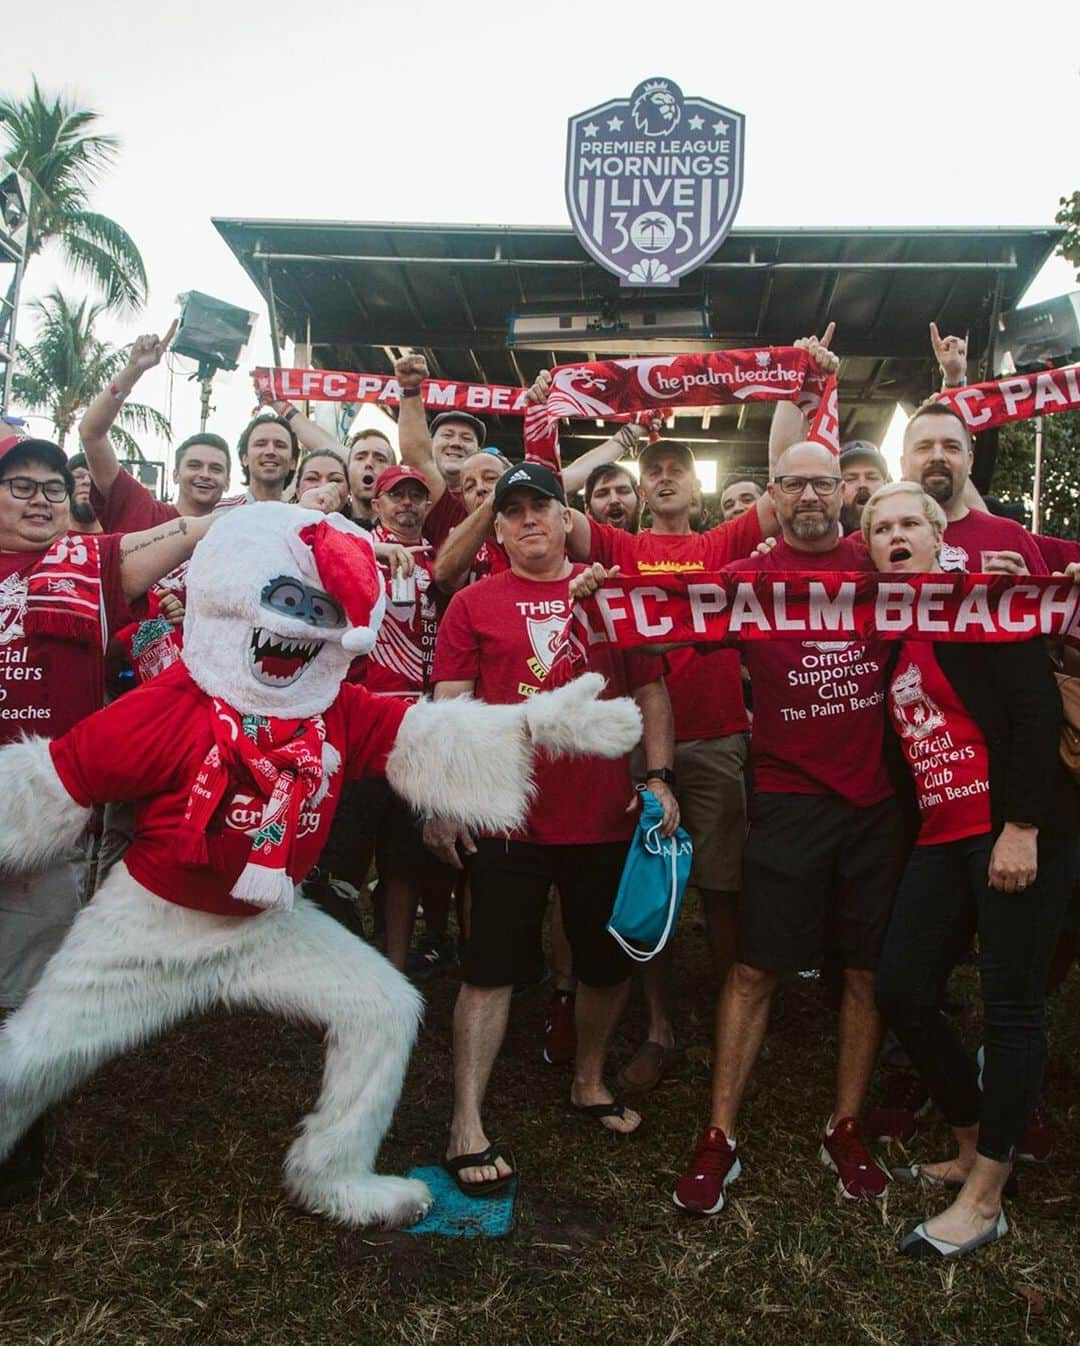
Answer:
[{"left": 875, "top": 832, "right": 1071, "bottom": 1162}]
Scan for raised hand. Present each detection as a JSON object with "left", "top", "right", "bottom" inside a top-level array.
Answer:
[
  {"left": 395, "top": 353, "right": 429, "bottom": 389},
  {"left": 569, "top": 562, "right": 620, "bottom": 602},
  {"left": 527, "top": 369, "right": 553, "bottom": 405},
  {"left": 930, "top": 322, "right": 968, "bottom": 387},
  {"left": 125, "top": 318, "right": 179, "bottom": 376}
]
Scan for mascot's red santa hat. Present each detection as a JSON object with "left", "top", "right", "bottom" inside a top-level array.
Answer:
[{"left": 0, "top": 503, "right": 642, "bottom": 1228}]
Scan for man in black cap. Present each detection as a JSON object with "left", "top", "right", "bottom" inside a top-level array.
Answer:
[
  {"left": 838, "top": 441, "right": 890, "bottom": 535},
  {"left": 429, "top": 462, "right": 677, "bottom": 1194}
]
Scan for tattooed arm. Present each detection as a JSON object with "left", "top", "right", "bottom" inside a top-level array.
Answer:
[{"left": 118, "top": 512, "right": 215, "bottom": 601}]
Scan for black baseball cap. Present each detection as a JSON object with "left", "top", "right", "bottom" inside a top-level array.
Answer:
[
  {"left": 430, "top": 410, "right": 486, "bottom": 447},
  {"left": 492, "top": 462, "right": 566, "bottom": 512},
  {"left": 839, "top": 441, "right": 890, "bottom": 478},
  {"left": 638, "top": 439, "right": 695, "bottom": 471}
]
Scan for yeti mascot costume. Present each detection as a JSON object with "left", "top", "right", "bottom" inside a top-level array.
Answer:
[{"left": 0, "top": 503, "right": 641, "bottom": 1228}]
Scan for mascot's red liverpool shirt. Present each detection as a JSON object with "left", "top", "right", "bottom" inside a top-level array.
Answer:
[
  {"left": 726, "top": 536, "right": 892, "bottom": 804},
  {"left": 50, "top": 661, "right": 410, "bottom": 917},
  {"left": 586, "top": 511, "right": 762, "bottom": 742},
  {"left": 0, "top": 534, "right": 130, "bottom": 746},
  {"left": 432, "top": 565, "right": 664, "bottom": 846}
]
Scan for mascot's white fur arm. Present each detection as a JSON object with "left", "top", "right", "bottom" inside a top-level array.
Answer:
[
  {"left": 385, "top": 672, "right": 643, "bottom": 832},
  {"left": 0, "top": 737, "right": 92, "bottom": 872}
]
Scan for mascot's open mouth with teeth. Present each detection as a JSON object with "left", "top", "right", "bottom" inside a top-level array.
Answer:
[
  {"left": 248, "top": 629, "right": 323, "bottom": 686},
  {"left": 247, "top": 573, "right": 348, "bottom": 687}
]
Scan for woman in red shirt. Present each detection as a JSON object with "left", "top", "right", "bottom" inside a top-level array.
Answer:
[{"left": 864, "top": 483, "right": 1074, "bottom": 1260}]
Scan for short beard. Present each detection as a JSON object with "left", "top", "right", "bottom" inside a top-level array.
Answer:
[
  {"left": 921, "top": 468, "right": 954, "bottom": 504},
  {"left": 70, "top": 500, "right": 97, "bottom": 526},
  {"left": 839, "top": 502, "right": 863, "bottom": 534},
  {"left": 789, "top": 511, "right": 833, "bottom": 541}
]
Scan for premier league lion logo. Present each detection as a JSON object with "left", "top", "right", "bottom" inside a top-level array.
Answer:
[
  {"left": 566, "top": 76, "right": 745, "bottom": 289},
  {"left": 631, "top": 79, "right": 682, "bottom": 136}
]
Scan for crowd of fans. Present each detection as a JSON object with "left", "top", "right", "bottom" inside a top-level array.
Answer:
[{"left": 0, "top": 318, "right": 1077, "bottom": 1262}]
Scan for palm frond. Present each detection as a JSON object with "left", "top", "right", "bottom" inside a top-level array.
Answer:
[
  {"left": 61, "top": 212, "right": 147, "bottom": 311},
  {"left": 117, "top": 399, "right": 172, "bottom": 441}
]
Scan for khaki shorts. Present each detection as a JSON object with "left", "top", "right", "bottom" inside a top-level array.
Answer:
[{"left": 635, "top": 734, "right": 748, "bottom": 893}]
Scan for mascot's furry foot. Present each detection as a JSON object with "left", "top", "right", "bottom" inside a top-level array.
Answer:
[{"left": 285, "top": 1171, "right": 433, "bottom": 1229}]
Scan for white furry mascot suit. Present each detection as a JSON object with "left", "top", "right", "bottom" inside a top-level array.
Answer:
[{"left": 0, "top": 503, "right": 642, "bottom": 1228}]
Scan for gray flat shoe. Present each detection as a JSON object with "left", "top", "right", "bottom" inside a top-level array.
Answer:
[{"left": 899, "top": 1209, "right": 1008, "bottom": 1259}]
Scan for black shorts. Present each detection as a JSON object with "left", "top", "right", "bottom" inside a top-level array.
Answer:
[
  {"left": 738, "top": 793, "right": 905, "bottom": 973},
  {"left": 463, "top": 838, "right": 632, "bottom": 989},
  {"left": 318, "top": 777, "right": 455, "bottom": 888}
]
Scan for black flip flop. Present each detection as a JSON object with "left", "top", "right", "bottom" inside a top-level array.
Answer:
[
  {"left": 444, "top": 1144, "right": 516, "bottom": 1198},
  {"left": 570, "top": 1100, "right": 637, "bottom": 1132}
]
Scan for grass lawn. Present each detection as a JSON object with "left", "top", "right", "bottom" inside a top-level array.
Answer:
[{"left": 2, "top": 900, "right": 1078, "bottom": 1346}]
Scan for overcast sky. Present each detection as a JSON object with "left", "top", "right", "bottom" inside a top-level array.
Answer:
[{"left": 6, "top": 0, "right": 1078, "bottom": 484}]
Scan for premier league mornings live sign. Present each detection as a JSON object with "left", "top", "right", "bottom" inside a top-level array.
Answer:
[{"left": 565, "top": 77, "right": 745, "bottom": 288}]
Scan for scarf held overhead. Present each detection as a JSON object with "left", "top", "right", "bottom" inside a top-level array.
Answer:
[
  {"left": 252, "top": 349, "right": 839, "bottom": 451},
  {"left": 937, "top": 364, "right": 1080, "bottom": 432},
  {"left": 555, "top": 572, "right": 1080, "bottom": 675}
]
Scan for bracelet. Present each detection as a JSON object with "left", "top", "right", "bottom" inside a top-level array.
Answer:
[
  {"left": 109, "top": 384, "right": 127, "bottom": 403},
  {"left": 400, "top": 386, "right": 422, "bottom": 399}
]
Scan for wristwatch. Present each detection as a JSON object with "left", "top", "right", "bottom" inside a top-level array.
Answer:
[
  {"left": 638, "top": 766, "right": 676, "bottom": 788},
  {"left": 401, "top": 386, "right": 423, "bottom": 399},
  {"left": 282, "top": 405, "right": 298, "bottom": 422}
]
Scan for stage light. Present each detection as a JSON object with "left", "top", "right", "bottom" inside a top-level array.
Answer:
[
  {"left": 172, "top": 290, "right": 257, "bottom": 373},
  {"left": 0, "top": 163, "right": 29, "bottom": 255},
  {"left": 994, "top": 291, "right": 1080, "bottom": 374}
]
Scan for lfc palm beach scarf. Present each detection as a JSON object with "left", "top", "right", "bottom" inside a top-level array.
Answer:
[
  {"left": 253, "top": 348, "right": 839, "bottom": 451},
  {"left": 180, "top": 701, "right": 326, "bottom": 911},
  {"left": 554, "top": 572, "right": 1080, "bottom": 676}
]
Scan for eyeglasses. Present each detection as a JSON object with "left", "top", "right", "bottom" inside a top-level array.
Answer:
[
  {"left": 773, "top": 475, "right": 842, "bottom": 497},
  {"left": 0, "top": 475, "right": 69, "bottom": 503}
]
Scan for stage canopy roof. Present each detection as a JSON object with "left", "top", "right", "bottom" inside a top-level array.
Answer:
[{"left": 214, "top": 217, "right": 1062, "bottom": 480}]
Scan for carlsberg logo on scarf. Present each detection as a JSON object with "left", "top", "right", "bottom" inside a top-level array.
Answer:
[{"left": 180, "top": 701, "right": 328, "bottom": 911}]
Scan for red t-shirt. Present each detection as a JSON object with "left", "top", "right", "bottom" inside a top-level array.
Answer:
[
  {"left": 1033, "top": 533, "right": 1080, "bottom": 572},
  {"left": 432, "top": 566, "right": 664, "bottom": 846},
  {"left": 92, "top": 468, "right": 179, "bottom": 534},
  {"left": 587, "top": 511, "right": 763, "bottom": 741},
  {"left": 50, "top": 661, "right": 409, "bottom": 917},
  {"left": 425, "top": 489, "right": 468, "bottom": 551},
  {"left": 359, "top": 525, "right": 440, "bottom": 700},
  {"left": 940, "top": 511, "right": 1047, "bottom": 575},
  {"left": 726, "top": 535, "right": 891, "bottom": 804},
  {"left": 0, "top": 534, "right": 130, "bottom": 745},
  {"left": 470, "top": 536, "right": 511, "bottom": 584},
  {"left": 889, "top": 641, "right": 991, "bottom": 845}
]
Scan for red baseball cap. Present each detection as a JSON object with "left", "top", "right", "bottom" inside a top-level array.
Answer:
[{"left": 373, "top": 465, "right": 431, "bottom": 499}]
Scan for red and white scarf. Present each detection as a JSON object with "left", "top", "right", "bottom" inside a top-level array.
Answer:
[
  {"left": 23, "top": 533, "right": 105, "bottom": 647},
  {"left": 936, "top": 365, "right": 1080, "bottom": 432},
  {"left": 253, "top": 351, "right": 839, "bottom": 452},
  {"left": 180, "top": 700, "right": 327, "bottom": 911},
  {"left": 552, "top": 571, "right": 1080, "bottom": 679}
]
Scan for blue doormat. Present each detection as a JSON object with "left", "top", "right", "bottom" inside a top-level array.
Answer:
[{"left": 401, "top": 1165, "right": 517, "bottom": 1239}]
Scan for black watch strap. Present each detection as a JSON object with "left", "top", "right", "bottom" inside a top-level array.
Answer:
[{"left": 639, "top": 766, "right": 676, "bottom": 788}]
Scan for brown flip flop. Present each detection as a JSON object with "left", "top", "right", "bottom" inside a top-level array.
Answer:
[{"left": 618, "top": 1041, "right": 677, "bottom": 1093}]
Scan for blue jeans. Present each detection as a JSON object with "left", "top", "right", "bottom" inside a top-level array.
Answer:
[{"left": 875, "top": 832, "right": 1071, "bottom": 1162}]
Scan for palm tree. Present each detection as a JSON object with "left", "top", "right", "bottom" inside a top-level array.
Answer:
[
  {"left": 0, "top": 79, "right": 147, "bottom": 315},
  {"left": 12, "top": 289, "right": 170, "bottom": 455}
]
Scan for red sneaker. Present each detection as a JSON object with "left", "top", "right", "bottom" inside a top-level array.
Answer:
[
  {"left": 1018, "top": 1105, "right": 1054, "bottom": 1163},
  {"left": 864, "top": 1071, "right": 932, "bottom": 1145},
  {"left": 672, "top": 1126, "right": 742, "bottom": 1215},
  {"left": 820, "top": 1117, "right": 889, "bottom": 1199},
  {"left": 542, "top": 989, "right": 576, "bottom": 1066}
]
